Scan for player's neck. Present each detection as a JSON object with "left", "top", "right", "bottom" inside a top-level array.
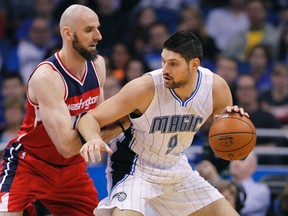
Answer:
[
  {"left": 174, "top": 71, "right": 199, "bottom": 101},
  {"left": 58, "top": 49, "right": 87, "bottom": 79}
]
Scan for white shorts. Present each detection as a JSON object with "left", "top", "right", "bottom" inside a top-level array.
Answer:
[{"left": 94, "top": 170, "right": 223, "bottom": 216}]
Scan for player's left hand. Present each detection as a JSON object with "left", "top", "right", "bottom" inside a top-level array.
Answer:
[
  {"left": 215, "top": 105, "right": 249, "bottom": 120},
  {"left": 80, "top": 138, "right": 112, "bottom": 163}
]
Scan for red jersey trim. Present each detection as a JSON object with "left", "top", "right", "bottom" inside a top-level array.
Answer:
[
  {"left": 26, "top": 61, "right": 68, "bottom": 106},
  {"left": 55, "top": 52, "right": 87, "bottom": 85}
]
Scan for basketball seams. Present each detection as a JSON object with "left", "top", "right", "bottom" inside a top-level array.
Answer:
[
  {"left": 212, "top": 117, "right": 254, "bottom": 130},
  {"left": 210, "top": 134, "right": 256, "bottom": 152},
  {"left": 221, "top": 116, "right": 255, "bottom": 133},
  {"left": 209, "top": 131, "right": 255, "bottom": 138},
  {"left": 208, "top": 113, "right": 257, "bottom": 160}
]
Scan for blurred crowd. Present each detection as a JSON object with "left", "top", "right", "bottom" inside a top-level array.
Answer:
[{"left": 0, "top": 1, "right": 287, "bottom": 215}]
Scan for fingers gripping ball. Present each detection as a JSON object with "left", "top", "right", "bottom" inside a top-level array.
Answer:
[{"left": 208, "top": 112, "right": 256, "bottom": 161}]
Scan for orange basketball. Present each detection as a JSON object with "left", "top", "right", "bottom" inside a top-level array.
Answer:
[{"left": 208, "top": 112, "right": 256, "bottom": 161}]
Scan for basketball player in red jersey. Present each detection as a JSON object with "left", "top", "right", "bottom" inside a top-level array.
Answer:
[{"left": 0, "top": 4, "right": 129, "bottom": 216}]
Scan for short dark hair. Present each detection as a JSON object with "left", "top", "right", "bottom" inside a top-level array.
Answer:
[{"left": 163, "top": 30, "right": 203, "bottom": 63}]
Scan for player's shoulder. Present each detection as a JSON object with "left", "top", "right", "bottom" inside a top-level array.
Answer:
[
  {"left": 148, "top": 68, "right": 163, "bottom": 75},
  {"left": 212, "top": 72, "right": 227, "bottom": 85},
  {"left": 212, "top": 73, "right": 230, "bottom": 96},
  {"left": 33, "top": 63, "right": 60, "bottom": 79},
  {"left": 93, "top": 55, "right": 106, "bottom": 80},
  {"left": 129, "top": 72, "right": 154, "bottom": 88},
  {"left": 30, "top": 63, "right": 62, "bottom": 86},
  {"left": 121, "top": 72, "right": 155, "bottom": 99},
  {"left": 95, "top": 54, "right": 105, "bottom": 65},
  {"left": 93, "top": 55, "right": 105, "bottom": 70}
]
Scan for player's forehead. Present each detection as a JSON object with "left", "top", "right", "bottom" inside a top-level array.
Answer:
[
  {"left": 161, "top": 49, "right": 184, "bottom": 62},
  {"left": 76, "top": 12, "right": 100, "bottom": 28}
]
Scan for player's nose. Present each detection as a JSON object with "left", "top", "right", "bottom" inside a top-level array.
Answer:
[
  {"left": 162, "top": 63, "right": 169, "bottom": 74},
  {"left": 94, "top": 29, "right": 102, "bottom": 41}
]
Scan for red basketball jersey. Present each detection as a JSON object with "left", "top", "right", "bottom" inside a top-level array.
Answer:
[{"left": 15, "top": 52, "right": 101, "bottom": 166}]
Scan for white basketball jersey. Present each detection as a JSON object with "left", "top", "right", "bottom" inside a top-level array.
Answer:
[
  {"left": 107, "top": 67, "right": 214, "bottom": 187},
  {"left": 129, "top": 67, "right": 213, "bottom": 167},
  {"left": 98, "top": 67, "right": 223, "bottom": 216}
]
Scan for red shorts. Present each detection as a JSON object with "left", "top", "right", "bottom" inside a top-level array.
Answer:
[{"left": 0, "top": 142, "right": 99, "bottom": 215}]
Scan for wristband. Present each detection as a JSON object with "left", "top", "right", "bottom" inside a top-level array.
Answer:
[{"left": 115, "top": 121, "right": 125, "bottom": 133}]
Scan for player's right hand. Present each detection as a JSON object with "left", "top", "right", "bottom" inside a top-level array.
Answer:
[
  {"left": 80, "top": 139, "right": 113, "bottom": 163},
  {"left": 214, "top": 105, "right": 249, "bottom": 120}
]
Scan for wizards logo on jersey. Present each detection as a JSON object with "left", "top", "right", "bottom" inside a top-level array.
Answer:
[
  {"left": 66, "top": 89, "right": 99, "bottom": 116},
  {"left": 149, "top": 114, "right": 203, "bottom": 134}
]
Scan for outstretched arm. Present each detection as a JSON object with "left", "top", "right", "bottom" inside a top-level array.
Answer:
[
  {"left": 100, "top": 116, "right": 131, "bottom": 142},
  {"left": 77, "top": 75, "right": 155, "bottom": 163}
]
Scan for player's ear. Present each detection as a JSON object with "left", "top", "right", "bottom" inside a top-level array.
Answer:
[
  {"left": 62, "top": 26, "right": 73, "bottom": 40},
  {"left": 190, "top": 58, "right": 200, "bottom": 69}
]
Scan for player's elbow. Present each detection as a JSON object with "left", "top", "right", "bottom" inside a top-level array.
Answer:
[
  {"left": 60, "top": 151, "right": 74, "bottom": 159},
  {"left": 56, "top": 146, "right": 75, "bottom": 158}
]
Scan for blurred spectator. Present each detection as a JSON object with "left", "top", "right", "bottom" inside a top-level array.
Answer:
[
  {"left": 178, "top": 6, "right": 219, "bottom": 65},
  {"left": 126, "top": 7, "right": 157, "bottom": 57},
  {"left": 229, "top": 152, "right": 271, "bottom": 216},
  {"left": 134, "top": 1, "right": 181, "bottom": 33},
  {"left": 200, "top": 0, "right": 230, "bottom": 9},
  {"left": 103, "top": 75, "right": 122, "bottom": 100},
  {"left": 143, "top": 21, "right": 170, "bottom": 70},
  {"left": 0, "top": 39, "right": 9, "bottom": 74},
  {"left": 215, "top": 55, "right": 239, "bottom": 103},
  {"left": 110, "top": 42, "right": 131, "bottom": 82},
  {"left": 1, "top": 73, "right": 26, "bottom": 101},
  {"left": 275, "top": 26, "right": 288, "bottom": 64},
  {"left": 274, "top": 179, "right": 288, "bottom": 216},
  {"left": 94, "top": 0, "right": 130, "bottom": 55},
  {"left": 43, "top": 43, "right": 61, "bottom": 60},
  {"left": 0, "top": 73, "right": 26, "bottom": 128},
  {"left": 235, "top": 74, "right": 284, "bottom": 152},
  {"left": 0, "top": 97, "right": 25, "bottom": 150},
  {"left": 196, "top": 159, "right": 221, "bottom": 182},
  {"left": 273, "top": 1, "right": 288, "bottom": 28},
  {"left": 14, "top": 0, "right": 56, "bottom": 42},
  {"left": 123, "top": 57, "right": 150, "bottom": 85},
  {"left": 4, "top": 0, "right": 35, "bottom": 31},
  {"left": 224, "top": 0, "right": 280, "bottom": 62},
  {"left": 205, "top": 0, "right": 249, "bottom": 51},
  {"left": 212, "top": 179, "right": 246, "bottom": 213},
  {"left": 136, "top": 0, "right": 199, "bottom": 12},
  {"left": 245, "top": 44, "right": 273, "bottom": 93},
  {"left": 259, "top": 63, "right": 288, "bottom": 129},
  {"left": 6, "top": 17, "right": 54, "bottom": 83},
  {"left": 0, "top": 5, "right": 9, "bottom": 74},
  {"left": 196, "top": 152, "right": 271, "bottom": 216}
]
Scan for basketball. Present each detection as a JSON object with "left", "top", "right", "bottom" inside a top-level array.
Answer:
[{"left": 208, "top": 112, "right": 256, "bottom": 161}]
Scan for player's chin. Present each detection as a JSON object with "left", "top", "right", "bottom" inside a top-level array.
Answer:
[{"left": 164, "top": 80, "right": 173, "bottom": 88}]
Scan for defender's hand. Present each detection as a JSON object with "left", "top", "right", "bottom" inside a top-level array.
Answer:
[{"left": 80, "top": 139, "right": 112, "bottom": 163}]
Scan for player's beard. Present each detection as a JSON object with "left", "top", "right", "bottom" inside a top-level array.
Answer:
[
  {"left": 72, "top": 34, "right": 98, "bottom": 61},
  {"left": 164, "top": 70, "right": 191, "bottom": 89},
  {"left": 164, "top": 78, "right": 188, "bottom": 89}
]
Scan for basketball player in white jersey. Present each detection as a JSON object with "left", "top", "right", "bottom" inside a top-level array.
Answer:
[{"left": 77, "top": 31, "right": 248, "bottom": 216}]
